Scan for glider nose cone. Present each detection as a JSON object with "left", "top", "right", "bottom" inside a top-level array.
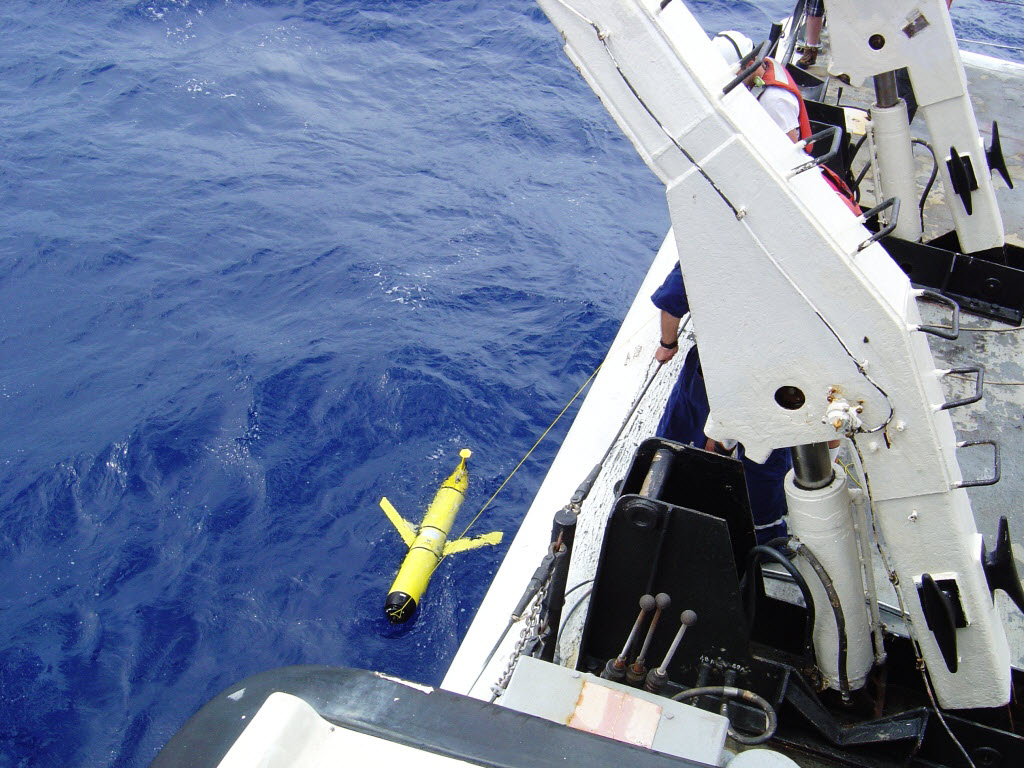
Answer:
[{"left": 385, "top": 591, "right": 417, "bottom": 623}]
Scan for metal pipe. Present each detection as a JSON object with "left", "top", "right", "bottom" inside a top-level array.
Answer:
[
  {"left": 790, "top": 442, "right": 834, "bottom": 490},
  {"left": 785, "top": 470, "right": 874, "bottom": 694},
  {"left": 871, "top": 99, "right": 923, "bottom": 241},
  {"left": 639, "top": 447, "right": 675, "bottom": 499},
  {"left": 873, "top": 71, "right": 899, "bottom": 109},
  {"left": 850, "top": 488, "right": 887, "bottom": 665}
]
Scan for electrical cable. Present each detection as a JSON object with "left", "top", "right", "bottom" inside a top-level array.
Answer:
[
  {"left": 836, "top": 458, "right": 864, "bottom": 489},
  {"left": 563, "top": 578, "right": 595, "bottom": 601},
  {"left": 552, "top": 584, "right": 594, "bottom": 664},
  {"left": 671, "top": 686, "right": 778, "bottom": 745},
  {"left": 597, "top": 37, "right": 741, "bottom": 218},
  {"left": 737, "top": 216, "right": 897, "bottom": 433},
  {"left": 911, "top": 138, "right": 938, "bottom": 231}
]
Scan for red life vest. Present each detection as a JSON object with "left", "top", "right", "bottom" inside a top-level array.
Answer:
[
  {"left": 759, "top": 59, "right": 813, "bottom": 145},
  {"left": 821, "top": 166, "right": 862, "bottom": 214},
  {"left": 761, "top": 59, "right": 862, "bottom": 214}
]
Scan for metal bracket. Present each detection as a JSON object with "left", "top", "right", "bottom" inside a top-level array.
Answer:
[
  {"left": 880, "top": 235, "right": 1024, "bottom": 325},
  {"left": 953, "top": 439, "right": 1001, "bottom": 488},
  {"left": 856, "top": 197, "right": 900, "bottom": 252},
  {"left": 722, "top": 41, "right": 768, "bottom": 96},
  {"left": 790, "top": 126, "right": 843, "bottom": 176},
  {"left": 986, "top": 121, "right": 1014, "bottom": 189},
  {"left": 913, "top": 290, "right": 960, "bottom": 340},
  {"left": 938, "top": 366, "right": 984, "bottom": 411},
  {"left": 947, "top": 146, "right": 979, "bottom": 215}
]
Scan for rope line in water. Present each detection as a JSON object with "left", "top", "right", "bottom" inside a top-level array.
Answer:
[
  {"left": 449, "top": 308, "right": 664, "bottom": 547},
  {"left": 449, "top": 365, "right": 602, "bottom": 547},
  {"left": 960, "top": 37, "right": 1024, "bottom": 51},
  {"left": 977, "top": 0, "right": 1024, "bottom": 9}
]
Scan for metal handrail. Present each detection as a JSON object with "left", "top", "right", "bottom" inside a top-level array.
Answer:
[
  {"left": 939, "top": 366, "right": 985, "bottom": 411},
  {"left": 953, "top": 440, "right": 1001, "bottom": 488},
  {"left": 913, "top": 290, "right": 961, "bottom": 340},
  {"left": 856, "top": 197, "right": 901, "bottom": 252}
]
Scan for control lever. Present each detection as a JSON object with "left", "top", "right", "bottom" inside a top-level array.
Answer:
[
  {"left": 602, "top": 594, "right": 655, "bottom": 682},
  {"left": 982, "top": 516, "right": 1024, "bottom": 615},
  {"left": 645, "top": 610, "right": 698, "bottom": 693},
  {"left": 627, "top": 593, "right": 671, "bottom": 685}
]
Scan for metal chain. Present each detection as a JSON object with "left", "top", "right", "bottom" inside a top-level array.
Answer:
[{"left": 492, "top": 581, "right": 548, "bottom": 697}]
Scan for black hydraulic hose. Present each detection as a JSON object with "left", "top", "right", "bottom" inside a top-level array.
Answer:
[
  {"left": 847, "top": 134, "right": 936, "bottom": 226},
  {"left": 853, "top": 159, "right": 872, "bottom": 205},
  {"left": 912, "top": 137, "right": 938, "bottom": 229},
  {"left": 743, "top": 544, "right": 817, "bottom": 668},
  {"left": 788, "top": 539, "right": 851, "bottom": 702},
  {"left": 672, "top": 686, "right": 778, "bottom": 745},
  {"left": 553, "top": 583, "right": 594, "bottom": 664},
  {"left": 848, "top": 133, "right": 868, "bottom": 166}
]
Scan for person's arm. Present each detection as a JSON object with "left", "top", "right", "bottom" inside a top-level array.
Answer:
[
  {"left": 656, "top": 310, "right": 681, "bottom": 363},
  {"left": 651, "top": 265, "right": 689, "bottom": 363}
]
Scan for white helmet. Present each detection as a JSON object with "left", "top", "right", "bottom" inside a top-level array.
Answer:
[{"left": 712, "top": 30, "right": 754, "bottom": 68}]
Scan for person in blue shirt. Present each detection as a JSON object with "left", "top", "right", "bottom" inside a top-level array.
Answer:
[{"left": 652, "top": 264, "right": 791, "bottom": 543}]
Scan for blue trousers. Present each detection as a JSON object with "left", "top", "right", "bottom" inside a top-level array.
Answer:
[{"left": 656, "top": 346, "right": 791, "bottom": 543}]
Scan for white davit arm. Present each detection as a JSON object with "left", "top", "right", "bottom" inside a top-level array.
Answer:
[
  {"left": 827, "top": 0, "right": 1004, "bottom": 253},
  {"left": 535, "top": 0, "right": 1009, "bottom": 709}
]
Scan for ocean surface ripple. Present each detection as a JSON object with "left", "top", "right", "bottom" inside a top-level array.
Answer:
[{"left": 0, "top": 1, "right": 1018, "bottom": 766}]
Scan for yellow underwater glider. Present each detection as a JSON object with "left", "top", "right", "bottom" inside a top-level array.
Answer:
[{"left": 381, "top": 449, "right": 503, "bottom": 623}]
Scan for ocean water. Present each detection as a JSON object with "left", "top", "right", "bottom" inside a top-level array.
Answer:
[{"left": 1, "top": 2, "right": 1019, "bottom": 766}]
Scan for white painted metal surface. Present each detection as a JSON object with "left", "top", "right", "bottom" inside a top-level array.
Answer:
[
  {"left": 503, "top": 656, "right": 730, "bottom": 767},
  {"left": 215, "top": 692, "right": 477, "bottom": 768}
]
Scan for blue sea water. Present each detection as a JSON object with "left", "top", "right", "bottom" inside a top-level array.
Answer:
[{"left": 1, "top": 1, "right": 1020, "bottom": 766}]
